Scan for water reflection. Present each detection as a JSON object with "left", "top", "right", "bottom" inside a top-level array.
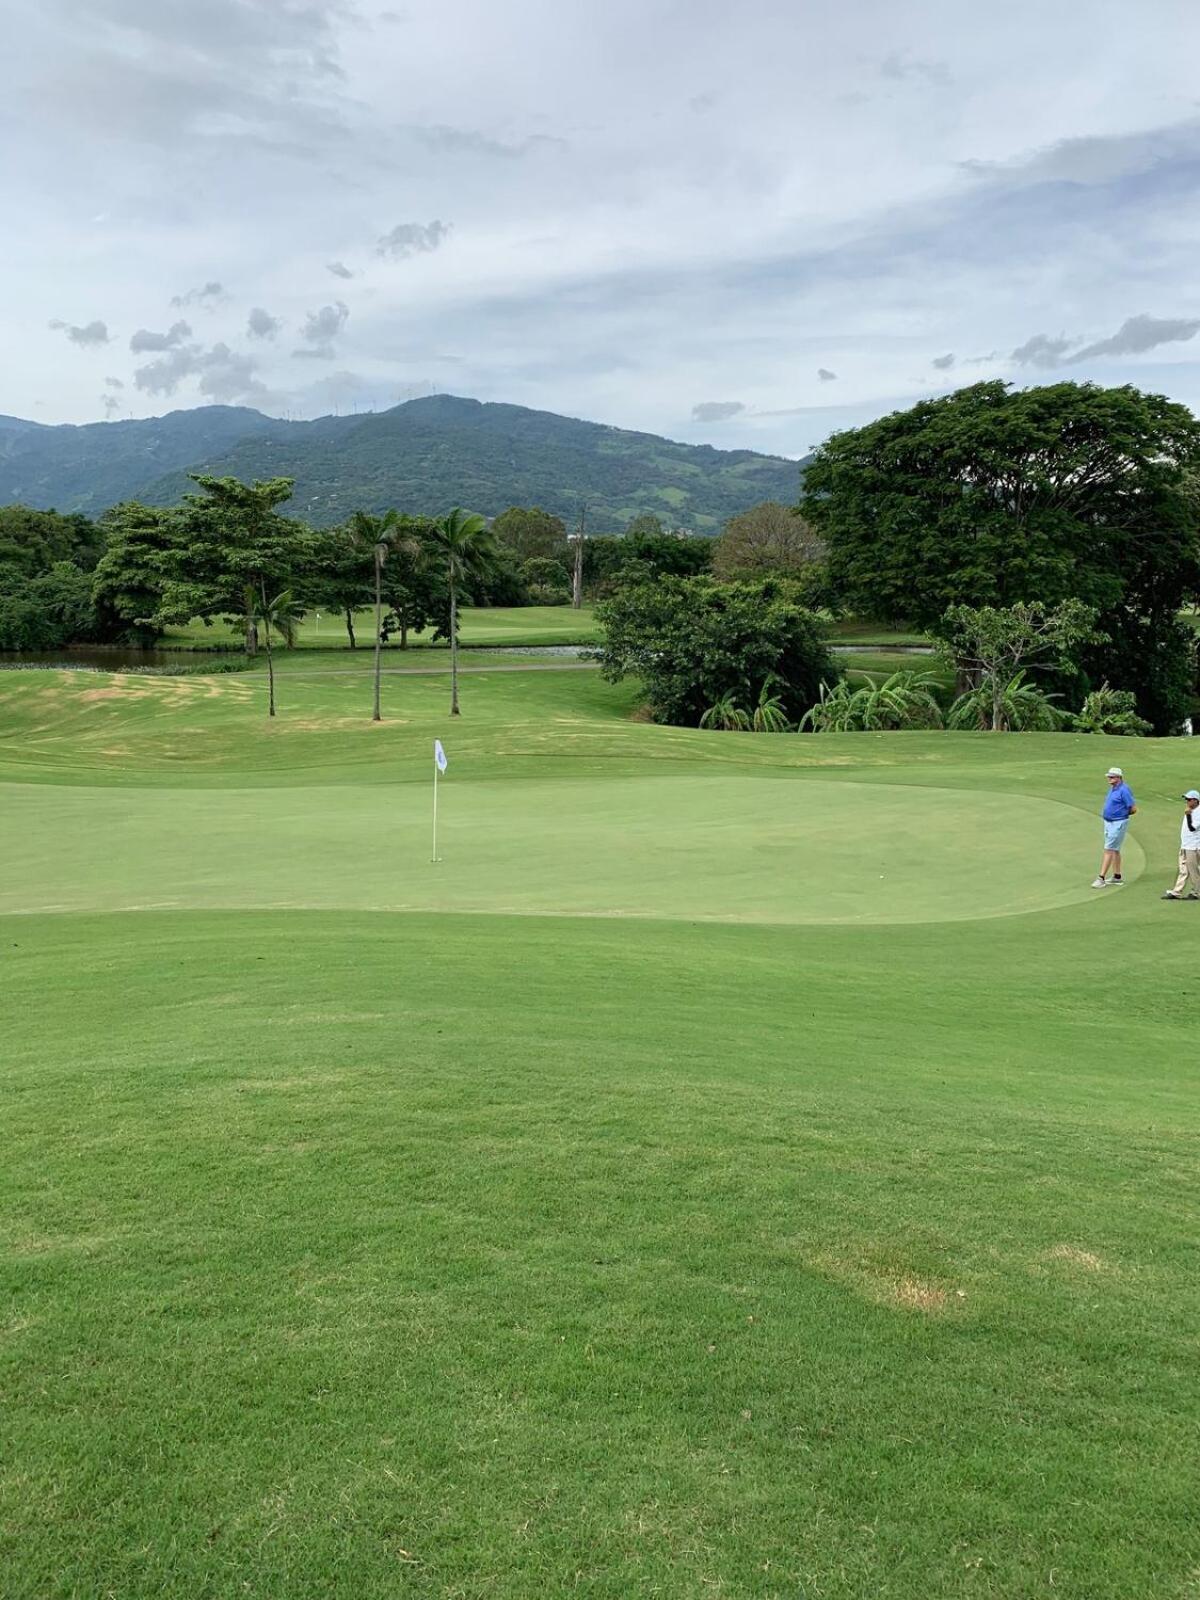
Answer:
[{"left": 0, "top": 646, "right": 249, "bottom": 671}]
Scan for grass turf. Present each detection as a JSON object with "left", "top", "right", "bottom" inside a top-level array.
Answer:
[
  {"left": 1, "top": 661, "right": 1198, "bottom": 1599},
  {"left": 162, "top": 604, "right": 601, "bottom": 652}
]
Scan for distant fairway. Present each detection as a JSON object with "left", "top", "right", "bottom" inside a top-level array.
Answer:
[{"left": 2, "top": 656, "right": 1197, "bottom": 1599}]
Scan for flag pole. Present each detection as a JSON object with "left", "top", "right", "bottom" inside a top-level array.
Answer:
[{"left": 432, "top": 751, "right": 440, "bottom": 863}]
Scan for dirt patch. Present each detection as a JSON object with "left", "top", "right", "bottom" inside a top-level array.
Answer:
[
  {"left": 891, "top": 1276, "right": 948, "bottom": 1313},
  {"left": 1047, "top": 1244, "right": 1107, "bottom": 1272},
  {"left": 79, "top": 685, "right": 150, "bottom": 703}
]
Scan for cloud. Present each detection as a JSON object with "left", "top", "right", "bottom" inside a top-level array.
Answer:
[
  {"left": 880, "top": 52, "right": 952, "bottom": 89},
  {"left": 1068, "top": 312, "right": 1200, "bottom": 362},
  {"left": 49, "top": 318, "right": 111, "bottom": 347},
  {"left": 689, "top": 91, "right": 719, "bottom": 114},
  {"left": 326, "top": 261, "right": 353, "bottom": 279},
  {"left": 129, "top": 319, "right": 192, "bottom": 353},
  {"left": 1011, "top": 332, "right": 1074, "bottom": 368},
  {"left": 817, "top": 368, "right": 837, "bottom": 382},
  {"left": 931, "top": 353, "right": 955, "bottom": 370},
  {"left": 376, "top": 220, "right": 451, "bottom": 259},
  {"left": 963, "top": 118, "right": 1200, "bottom": 189},
  {"left": 170, "top": 281, "right": 228, "bottom": 310},
  {"left": 132, "top": 340, "right": 262, "bottom": 401},
  {"left": 294, "top": 301, "right": 348, "bottom": 359},
  {"left": 104, "top": 375, "right": 125, "bottom": 389},
  {"left": 100, "top": 394, "right": 121, "bottom": 416},
  {"left": 397, "top": 125, "right": 566, "bottom": 160},
  {"left": 247, "top": 306, "right": 282, "bottom": 340},
  {"left": 691, "top": 400, "right": 745, "bottom": 422},
  {"left": 1011, "top": 314, "right": 1200, "bottom": 370}
]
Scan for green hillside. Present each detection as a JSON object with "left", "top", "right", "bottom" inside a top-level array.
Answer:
[
  {"left": 0, "top": 406, "right": 279, "bottom": 514},
  {"left": 0, "top": 395, "right": 804, "bottom": 531}
]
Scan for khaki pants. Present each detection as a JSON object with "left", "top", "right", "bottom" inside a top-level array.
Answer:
[{"left": 1171, "top": 849, "right": 1200, "bottom": 896}]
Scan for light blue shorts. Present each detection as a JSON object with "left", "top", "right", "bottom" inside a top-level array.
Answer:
[{"left": 1104, "top": 819, "right": 1129, "bottom": 851}]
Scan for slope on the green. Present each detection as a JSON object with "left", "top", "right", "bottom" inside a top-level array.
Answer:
[
  {"left": 2, "top": 659, "right": 1197, "bottom": 1600},
  {"left": 0, "top": 394, "right": 804, "bottom": 531},
  {"left": 0, "top": 774, "right": 1125, "bottom": 923}
]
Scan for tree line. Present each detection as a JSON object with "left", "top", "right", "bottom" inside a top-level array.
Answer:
[{"left": 595, "top": 381, "right": 1200, "bottom": 736}]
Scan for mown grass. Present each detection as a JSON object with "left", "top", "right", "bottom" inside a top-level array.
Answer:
[
  {"left": 163, "top": 604, "right": 601, "bottom": 652},
  {"left": 1, "top": 658, "right": 1198, "bottom": 1599}
]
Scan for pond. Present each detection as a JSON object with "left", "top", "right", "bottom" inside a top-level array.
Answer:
[{"left": 0, "top": 646, "right": 247, "bottom": 672}]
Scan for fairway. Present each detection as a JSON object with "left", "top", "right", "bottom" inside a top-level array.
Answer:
[{"left": 2, "top": 658, "right": 1197, "bottom": 1600}]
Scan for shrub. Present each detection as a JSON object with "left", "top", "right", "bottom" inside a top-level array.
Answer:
[
  {"left": 1071, "top": 683, "right": 1153, "bottom": 736},
  {"left": 947, "top": 670, "right": 1062, "bottom": 731}
]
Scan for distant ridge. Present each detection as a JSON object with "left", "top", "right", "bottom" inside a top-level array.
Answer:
[{"left": 0, "top": 394, "right": 804, "bottom": 531}]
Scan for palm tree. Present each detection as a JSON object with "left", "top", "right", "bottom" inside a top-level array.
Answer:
[
  {"left": 427, "top": 508, "right": 496, "bottom": 715},
  {"left": 372, "top": 533, "right": 391, "bottom": 723},
  {"left": 699, "top": 691, "right": 751, "bottom": 730},
  {"left": 253, "top": 582, "right": 303, "bottom": 718}
]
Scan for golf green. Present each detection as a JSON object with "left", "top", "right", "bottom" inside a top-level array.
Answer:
[
  {"left": 0, "top": 775, "right": 1137, "bottom": 923},
  {"left": 1, "top": 658, "right": 1196, "bottom": 1600}
]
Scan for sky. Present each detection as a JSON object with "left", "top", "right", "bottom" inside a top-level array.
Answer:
[{"left": 5, "top": 0, "right": 1200, "bottom": 459}]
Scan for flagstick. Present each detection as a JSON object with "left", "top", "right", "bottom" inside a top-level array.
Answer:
[{"left": 438, "top": 752, "right": 448, "bottom": 864}]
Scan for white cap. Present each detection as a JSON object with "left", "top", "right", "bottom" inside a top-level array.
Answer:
[
  {"left": 1184, "top": 790, "right": 1200, "bottom": 801},
  {"left": 1106, "top": 767, "right": 1123, "bottom": 778}
]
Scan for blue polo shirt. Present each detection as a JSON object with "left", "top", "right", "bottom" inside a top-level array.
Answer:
[{"left": 1103, "top": 782, "right": 1135, "bottom": 821}]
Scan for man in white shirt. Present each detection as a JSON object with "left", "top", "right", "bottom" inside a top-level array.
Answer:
[{"left": 1162, "top": 789, "right": 1200, "bottom": 900}]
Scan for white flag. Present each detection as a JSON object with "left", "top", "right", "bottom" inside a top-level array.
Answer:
[{"left": 434, "top": 739, "right": 448, "bottom": 772}]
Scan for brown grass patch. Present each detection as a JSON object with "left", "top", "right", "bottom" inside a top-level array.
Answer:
[
  {"left": 891, "top": 1276, "right": 948, "bottom": 1313},
  {"left": 79, "top": 685, "right": 149, "bottom": 703},
  {"left": 1047, "top": 1244, "right": 1107, "bottom": 1272}
]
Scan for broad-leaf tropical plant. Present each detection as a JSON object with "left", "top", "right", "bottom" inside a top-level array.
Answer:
[
  {"left": 947, "top": 669, "right": 1062, "bottom": 732},
  {"left": 751, "top": 683, "right": 792, "bottom": 732},
  {"left": 699, "top": 691, "right": 751, "bottom": 731}
]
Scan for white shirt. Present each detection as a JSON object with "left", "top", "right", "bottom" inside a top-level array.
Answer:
[{"left": 1182, "top": 809, "right": 1200, "bottom": 850}]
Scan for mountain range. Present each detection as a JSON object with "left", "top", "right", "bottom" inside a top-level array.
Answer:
[{"left": 0, "top": 395, "right": 804, "bottom": 533}]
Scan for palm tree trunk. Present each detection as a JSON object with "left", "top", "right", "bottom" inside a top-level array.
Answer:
[
  {"left": 265, "top": 624, "right": 275, "bottom": 717},
  {"left": 450, "top": 579, "right": 460, "bottom": 716},
  {"left": 344, "top": 607, "right": 356, "bottom": 649},
  {"left": 372, "top": 551, "right": 383, "bottom": 722}
]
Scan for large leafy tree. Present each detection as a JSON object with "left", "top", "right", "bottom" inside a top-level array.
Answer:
[
  {"left": 426, "top": 509, "right": 497, "bottom": 715},
  {"left": 157, "top": 475, "right": 315, "bottom": 653},
  {"left": 595, "top": 575, "right": 837, "bottom": 728},
  {"left": 0, "top": 506, "right": 103, "bottom": 576},
  {"left": 712, "top": 501, "right": 823, "bottom": 579},
  {"left": 803, "top": 381, "right": 1200, "bottom": 729},
  {"left": 90, "top": 502, "right": 182, "bottom": 642},
  {"left": 491, "top": 505, "right": 569, "bottom": 564}
]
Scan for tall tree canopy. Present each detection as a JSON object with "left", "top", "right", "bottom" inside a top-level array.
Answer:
[
  {"left": 490, "top": 505, "right": 569, "bottom": 564},
  {"left": 158, "top": 475, "right": 315, "bottom": 652},
  {"left": 803, "top": 381, "right": 1200, "bottom": 729},
  {"left": 712, "top": 500, "right": 823, "bottom": 579},
  {"left": 804, "top": 382, "right": 1200, "bottom": 625}
]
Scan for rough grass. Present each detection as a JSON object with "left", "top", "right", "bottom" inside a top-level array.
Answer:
[{"left": 1, "top": 660, "right": 1198, "bottom": 1599}]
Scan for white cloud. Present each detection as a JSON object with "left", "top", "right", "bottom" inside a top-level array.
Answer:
[
  {"left": 376, "top": 220, "right": 451, "bottom": 259},
  {"left": 7, "top": 0, "right": 1200, "bottom": 451},
  {"left": 49, "top": 318, "right": 111, "bottom": 347}
]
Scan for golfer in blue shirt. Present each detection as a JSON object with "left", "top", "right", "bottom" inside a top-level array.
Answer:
[{"left": 1093, "top": 766, "right": 1136, "bottom": 887}]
